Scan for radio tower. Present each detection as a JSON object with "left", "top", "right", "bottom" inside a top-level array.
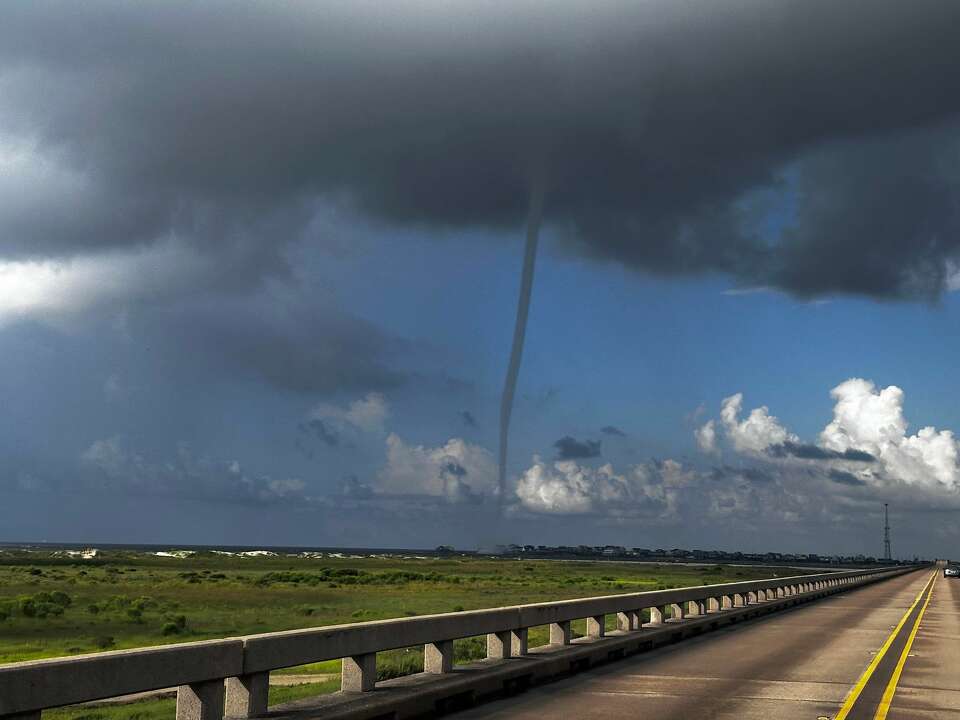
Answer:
[{"left": 883, "top": 503, "right": 892, "bottom": 561}]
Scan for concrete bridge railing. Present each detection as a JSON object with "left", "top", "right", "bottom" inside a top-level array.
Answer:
[{"left": 0, "top": 565, "right": 915, "bottom": 720}]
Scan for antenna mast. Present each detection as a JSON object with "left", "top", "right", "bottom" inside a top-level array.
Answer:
[{"left": 883, "top": 503, "right": 892, "bottom": 561}]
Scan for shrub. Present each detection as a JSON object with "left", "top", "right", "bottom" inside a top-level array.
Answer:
[
  {"left": 163, "top": 614, "right": 188, "bottom": 631},
  {"left": 454, "top": 637, "right": 486, "bottom": 662},
  {"left": 19, "top": 598, "right": 38, "bottom": 617},
  {"left": 33, "top": 591, "right": 73, "bottom": 607},
  {"left": 36, "top": 602, "right": 64, "bottom": 618},
  {"left": 87, "top": 604, "right": 100, "bottom": 614},
  {"left": 105, "top": 595, "right": 131, "bottom": 610},
  {"left": 161, "top": 622, "right": 181, "bottom": 636},
  {"left": 377, "top": 649, "right": 423, "bottom": 680},
  {"left": 131, "top": 596, "right": 155, "bottom": 611},
  {"left": 93, "top": 636, "right": 114, "bottom": 649},
  {"left": 0, "top": 609, "right": 9, "bottom": 622}
]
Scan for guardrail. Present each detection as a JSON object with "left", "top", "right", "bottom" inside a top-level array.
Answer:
[{"left": 0, "top": 565, "right": 916, "bottom": 720}]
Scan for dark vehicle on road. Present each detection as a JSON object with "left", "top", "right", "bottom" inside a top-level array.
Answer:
[{"left": 944, "top": 566, "right": 959, "bottom": 578}]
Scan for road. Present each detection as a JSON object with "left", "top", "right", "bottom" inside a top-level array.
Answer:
[{"left": 451, "top": 569, "right": 957, "bottom": 720}]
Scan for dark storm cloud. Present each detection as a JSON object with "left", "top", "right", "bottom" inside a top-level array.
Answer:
[
  {"left": 3, "top": 0, "right": 960, "bottom": 299},
  {"left": 767, "top": 442, "right": 875, "bottom": 462},
  {"left": 600, "top": 426, "right": 626, "bottom": 437},
  {"left": 150, "top": 297, "right": 405, "bottom": 394},
  {"left": 828, "top": 469, "right": 867, "bottom": 486},
  {"left": 711, "top": 465, "right": 776, "bottom": 484},
  {"left": 442, "top": 462, "right": 468, "bottom": 478},
  {"left": 299, "top": 419, "right": 340, "bottom": 447},
  {"left": 341, "top": 475, "right": 374, "bottom": 499},
  {"left": 554, "top": 436, "right": 601, "bottom": 460}
]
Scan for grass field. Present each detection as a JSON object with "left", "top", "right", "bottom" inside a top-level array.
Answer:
[{"left": 0, "top": 548, "right": 810, "bottom": 718}]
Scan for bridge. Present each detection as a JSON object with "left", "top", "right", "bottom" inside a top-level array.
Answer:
[{"left": 2, "top": 565, "right": 950, "bottom": 720}]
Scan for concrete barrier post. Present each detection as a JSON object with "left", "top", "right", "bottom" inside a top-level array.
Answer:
[
  {"left": 707, "top": 597, "right": 720, "bottom": 612},
  {"left": 425, "top": 640, "right": 454, "bottom": 673},
  {"left": 224, "top": 672, "right": 269, "bottom": 717},
  {"left": 587, "top": 615, "right": 605, "bottom": 638},
  {"left": 487, "top": 631, "right": 512, "bottom": 659},
  {"left": 176, "top": 680, "right": 225, "bottom": 720},
  {"left": 721, "top": 595, "right": 733, "bottom": 609},
  {"left": 511, "top": 628, "right": 529, "bottom": 656},
  {"left": 617, "top": 611, "right": 635, "bottom": 631},
  {"left": 342, "top": 653, "right": 376, "bottom": 692},
  {"left": 669, "top": 603, "right": 684, "bottom": 621},
  {"left": 647, "top": 606, "right": 664, "bottom": 625},
  {"left": 550, "top": 620, "right": 572, "bottom": 645}
]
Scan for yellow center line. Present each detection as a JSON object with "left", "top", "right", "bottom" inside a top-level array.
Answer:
[
  {"left": 872, "top": 573, "right": 937, "bottom": 720},
  {"left": 834, "top": 571, "right": 937, "bottom": 720}
]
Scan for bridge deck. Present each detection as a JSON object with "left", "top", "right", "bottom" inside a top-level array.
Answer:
[{"left": 448, "top": 571, "right": 957, "bottom": 720}]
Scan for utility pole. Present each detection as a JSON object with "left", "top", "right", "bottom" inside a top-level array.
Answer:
[{"left": 883, "top": 503, "right": 892, "bottom": 561}]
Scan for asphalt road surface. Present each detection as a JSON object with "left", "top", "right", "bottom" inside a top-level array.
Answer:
[{"left": 452, "top": 569, "right": 955, "bottom": 720}]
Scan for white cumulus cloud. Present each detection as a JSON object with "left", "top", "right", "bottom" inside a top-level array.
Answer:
[
  {"left": 311, "top": 392, "right": 389, "bottom": 433},
  {"left": 694, "top": 419, "right": 718, "bottom": 453},
  {"left": 700, "top": 378, "right": 960, "bottom": 494},
  {"left": 820, "top": 378, "right": 960, "bottom": 490},
  {"left": 515, "top": 457, "right": 690, "bottom": 517},
  {"left": 378, "top": 433, "right": 497, "bottom": 502},
  {"left": 719, "top": 393, "right": 798, "bottom": 454}
]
